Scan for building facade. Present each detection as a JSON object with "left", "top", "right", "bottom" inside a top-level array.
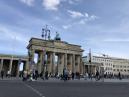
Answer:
[
  {"left": 0, "top": 54, "right": 28, "bottom": 77},
  {"left": 83, "top": 55, "right": 129, "bottom": 76}
]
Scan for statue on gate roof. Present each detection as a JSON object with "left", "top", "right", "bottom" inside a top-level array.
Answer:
[{"left": 55, "top": 32, "right": 61, "bottom": 41}]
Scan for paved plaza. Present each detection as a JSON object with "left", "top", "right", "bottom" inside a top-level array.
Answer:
[{"left": 0, "top": 79, "right": 129, "bottom": 97}]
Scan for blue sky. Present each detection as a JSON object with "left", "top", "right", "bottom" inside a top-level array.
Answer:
[{"left": 0, "top": 0, "right": 129, "bottom": 58}]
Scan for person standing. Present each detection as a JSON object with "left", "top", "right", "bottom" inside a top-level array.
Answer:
[
  {"left": 1, "top": 70, "right": 4, "bottom": 79},
  {"left": 84, "top": 72, "right": 88, "bottom": 80},
  {"left": 72, "top": 72, "right": 74, "bottom": 80},
  {"left": 45, "top": 71, "right": 48, "bottom": 80},
  {"left": 118, "top": 72, "right": 122, "bottom": 80}
]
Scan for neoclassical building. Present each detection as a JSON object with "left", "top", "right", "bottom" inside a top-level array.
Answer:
[
  {"left": 83, "top": 55, "right": 129, "bottom": 76},
  {"left": 0, "top": 54, "right": 28, "bottom": 76},
  {"left": 27, "top": 37, "right": 84, "bottom": 75}
]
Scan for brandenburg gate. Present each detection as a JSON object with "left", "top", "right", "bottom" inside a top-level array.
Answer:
[{"left": 27, "top": 37, "right": 84, "bottom": 75}]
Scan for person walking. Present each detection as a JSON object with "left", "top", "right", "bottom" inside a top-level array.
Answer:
[{"left": 96, "top": 71, "right": 100, "bottom": 81}]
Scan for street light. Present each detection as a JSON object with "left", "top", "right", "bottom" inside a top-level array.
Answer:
[{"left": 42, "top": 25, "right": 51, "bottom": 40}]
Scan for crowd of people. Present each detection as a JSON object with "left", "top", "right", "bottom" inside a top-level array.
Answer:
[
  {"left": 0, "top": 69, "right": 128, "bottom": 81},
  {"left": 0, "top": 69, "right": 12, "bottom": 79},
  {"left": 20, "top": 68, "right": 82, "bottom": 81},
  {"left": 84, "top": 71, "right": 124, "bottom": 81},
  {"left": 20, "top": 69, "right": 126, "bottom": 81}
]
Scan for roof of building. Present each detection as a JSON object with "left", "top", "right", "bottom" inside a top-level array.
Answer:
[
  {"left": 0, "top": 54, "right": 28, "bottom": 60},
  {"left": 83, "top": 55, "right": 129, "bottom": 61}
]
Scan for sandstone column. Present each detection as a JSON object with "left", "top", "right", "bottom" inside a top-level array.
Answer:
[
  {"left": 61, "top": 54, "right": 65, "bottom": 74},
  {"left": 64, "top": 53, "right": 67, "bottom": 68},
  {"left": 29, "top": 49, "right": 35, "bottom": 71},
  {"left": 57, "top": 54, "right": 60, "bottom": 74},
  {"left": 25, "top": 60, "right": 29, "bottom": 71},
  {"left": 0, "top": 59, "right": 3, "bottom": 72},
  {"left": 72, "top": 54, "right": 75, "bottom": 73},
  {"left": 43, "top": 51, "right": 47, "bottom": 75},
  {"left": 87, "top": 64, "right": 91, "bottom": 73},
  {"left": 37, "top": 52, "right": 43, "bottom": 74},
  {"left": 58, "top": 54, "right": 64, "bottom": 74},
  {"left": 67, "top": 55, "right": 72, "bottom": 72},
  {"left": 75, "top": 55, "right": 77, "bottom": 73},
  {"left": 51, "top": 52, "right": 55, "bottom": 74},
  {"left": 77, "top": 56, "right": 81, "bottom": 73},
  {"left": 16, "top": 60, "right": 20, "bottom": 77},
  {"left": 9, "top": 57, "right": 13, "bottom": 74},
  {"left": 80, "top": 57, "right": 83, "bottom": 74},
  {"left": 47, "top": 52, "right": 53, "bottom": 74}
]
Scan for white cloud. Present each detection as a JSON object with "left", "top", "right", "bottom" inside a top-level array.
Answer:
[
  {"left": 20, "top": 0, "right": 35, "bottom": 6},
  {"left": 62, "top": 24, "right": 72, "bottom": 29},
  {"left": 65, "top": 10, "right": 98, "bottom": 28},
  {"left": 90, "top": 15, "right": 98, "bottom": 21},
  {"left": 79, "top": 19, "right": 87, "bottom": 24},
  {"left": 67, "top": 10, "right": 98, "bottom": 22},
  {"left": 85, "top": 13, "right": 89, "bottom": 18},
  {"left": 67, "top": 10, "right": 84, "bottom": 18},
  {"left": 62, "top": 0, "right": 81, "bottom": 5},
  {"left": 42, "top": 0, "right": 61, "bottom": 11},
  {"left": 79, "top": 14, "right": 98, "bottom": 24},
  {"left": 68, "top": 0, "right": 80, "bottom": 4}
]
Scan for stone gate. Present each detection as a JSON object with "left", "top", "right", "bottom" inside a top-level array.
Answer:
[{"left": 27, "top": 38, "right": 84, "bottom": 75}]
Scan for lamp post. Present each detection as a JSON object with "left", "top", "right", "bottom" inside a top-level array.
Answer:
[{"left": 42, "top": 25, "right": 51, "bottom": 40}]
